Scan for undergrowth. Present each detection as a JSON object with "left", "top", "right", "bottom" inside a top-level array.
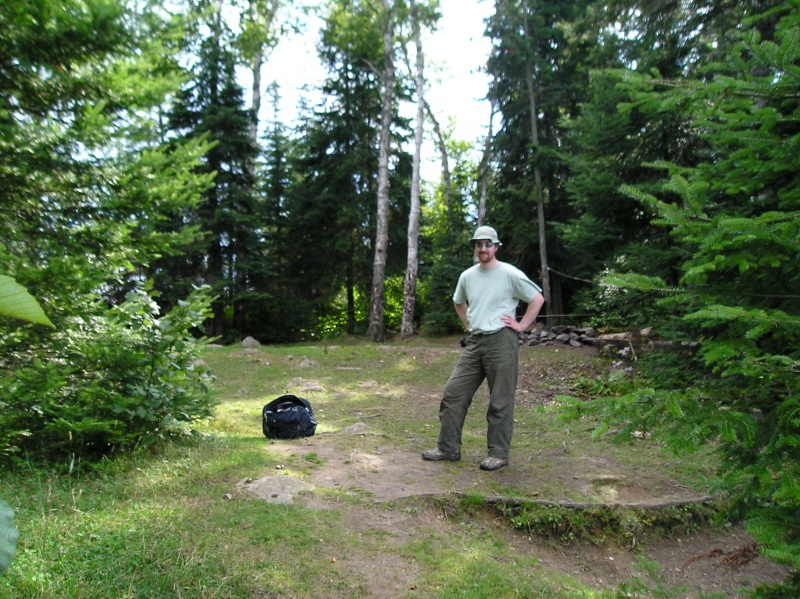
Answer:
[{"left": 495, "top": 501, "right": 720, "bottom": 548}]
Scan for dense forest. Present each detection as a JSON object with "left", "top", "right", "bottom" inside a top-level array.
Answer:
[{"left": 1, "top": 0, "right": 798, "bottom": 591}]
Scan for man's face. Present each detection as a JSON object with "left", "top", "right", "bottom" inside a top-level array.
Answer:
[{"left": 473, "top": 239, "right": 498, "bottom": 263}]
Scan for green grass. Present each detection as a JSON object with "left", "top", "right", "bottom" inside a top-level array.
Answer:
[{"left": 0, "top": 339, "right": 717, "bottom": 598}]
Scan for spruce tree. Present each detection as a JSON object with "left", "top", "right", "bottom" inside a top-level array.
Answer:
[
  {"left": 161, "top": 9, "right": 259, "bottom": 342},
  {"left": 485, "top": 0, "right": 594, "bottom": 317},
  {"left": 564, "top": 1, "right": 800, "bottom": 583}
]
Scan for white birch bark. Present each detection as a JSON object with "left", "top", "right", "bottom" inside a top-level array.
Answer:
[
  {"left": 424, "top": 101, "right": 454, "bottom": 227},
  {"left": 400, "top": 0, "right": 425, "bottom": 339},
  {"left": 367, "top": 0, "right": 395, "bottom": 341}
]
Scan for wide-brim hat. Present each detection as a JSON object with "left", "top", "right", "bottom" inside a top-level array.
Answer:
[{"left": 469, "top": 225, "right": 501, "bottom": 245}]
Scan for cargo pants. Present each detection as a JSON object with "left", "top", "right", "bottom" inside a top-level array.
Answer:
[{"left": 436, "top": 327, "right": 519, "bottom": 459}]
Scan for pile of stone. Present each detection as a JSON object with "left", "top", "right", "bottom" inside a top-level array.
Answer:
[
  {"left": 518, "top": 326, "right": 598, "bottom": 348},
  {"left": 519, "top": 326, "right": 661, "bottom": 350}
]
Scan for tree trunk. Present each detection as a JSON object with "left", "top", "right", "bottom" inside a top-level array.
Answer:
[
  {"left": 477, "top": 96, "right": 496, "bottom": 232},
  {"left": 347, "top": 247, "right": 356, "bottom": 334},
  {"left": 401, "top": 0, "right": 425, "bottom": 339},
  {"left": 424, "top": 101, "right": 454, "bottom": 230},
  {"left": 249, "top": 48, "right": 262, "bottom": 170},
  {"left": 522, "top": 11, "right": 551, "bottom": 324},
  {"left": 207, "top": 9, "right": 225, "bottom": 340},
  {"left": 243, "top": 0, "right": 279, "bottom": 176},
  {"left": 368, "top": 0, "right": 395, "bottom": 342}
]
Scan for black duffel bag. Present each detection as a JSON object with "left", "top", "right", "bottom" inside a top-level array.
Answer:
[{"left": 262, "top": 394, "right": 317, "bottom": 439}]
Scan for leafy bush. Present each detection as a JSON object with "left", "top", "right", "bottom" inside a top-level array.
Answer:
[{"left": 0, "top": 286, "right": 215, "bottom": 463}]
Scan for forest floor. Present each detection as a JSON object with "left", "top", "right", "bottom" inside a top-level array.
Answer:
[{"left": 219, "top": 340, "right": 790, "bottom": 598}]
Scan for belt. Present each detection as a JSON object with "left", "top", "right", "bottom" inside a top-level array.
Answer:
[{"left": 470, "top": 328, "right": 506, "bottom": 336}]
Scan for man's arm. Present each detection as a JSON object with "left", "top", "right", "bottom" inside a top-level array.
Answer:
[
  {"left": 454, "top": 302, "right": 469, "bottom": 332},
  {"left": 500, "top": 293, "right": 545, "bottom": 333}
]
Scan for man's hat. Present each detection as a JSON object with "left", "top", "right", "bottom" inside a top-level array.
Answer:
[{"left": 469, "top": 225, "right": 501, "bottom": 245}]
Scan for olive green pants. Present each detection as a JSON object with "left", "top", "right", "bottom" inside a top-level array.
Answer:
[{"left": 436, "top": 327, "right": 519, "bottom": 459}]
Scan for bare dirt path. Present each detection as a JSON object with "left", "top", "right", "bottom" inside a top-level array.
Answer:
[{"left": 259, "top": 440, "right": 786, "bottom": 597}]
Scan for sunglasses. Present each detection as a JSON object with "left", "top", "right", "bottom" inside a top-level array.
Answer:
[{"left": 473, "top": 241, "right": 496, "bottom": 249}]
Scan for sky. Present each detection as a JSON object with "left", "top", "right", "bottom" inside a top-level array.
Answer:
[{"left": 261, "top": 0, "right": 495, "bottom": 181}]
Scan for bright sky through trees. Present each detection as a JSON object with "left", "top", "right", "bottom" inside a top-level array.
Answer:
[{"left": 262, "top": 0, "right": 494, "bottom": 180}]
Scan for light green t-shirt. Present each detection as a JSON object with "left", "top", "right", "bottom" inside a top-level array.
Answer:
[{"left": 452, "top": 262, "right": 542, "bottom": 335}]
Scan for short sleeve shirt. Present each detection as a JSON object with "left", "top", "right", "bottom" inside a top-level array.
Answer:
[{"left": 453, "top": 262, "right": 542, "bottom": 334}]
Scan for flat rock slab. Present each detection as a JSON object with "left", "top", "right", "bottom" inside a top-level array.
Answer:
[{"left": 239, "top": 475, "right": 315, "bottom": 504}]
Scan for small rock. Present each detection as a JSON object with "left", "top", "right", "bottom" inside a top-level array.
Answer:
[
  {"left": 240, "top": 475, "right": 315, "bottom": 504},
  {"left": 300, "top": 380, "right": 326, "bottom": 392},
  {"left": 340, "top": 422, "right": 368, "bottom": 434},
  {"left": 241, "top": 336, "right": 261, "bottom": 348}
]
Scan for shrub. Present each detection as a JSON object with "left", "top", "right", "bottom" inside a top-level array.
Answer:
[{"left": 0, "top": 286, "right": 215, "bottom": 463}]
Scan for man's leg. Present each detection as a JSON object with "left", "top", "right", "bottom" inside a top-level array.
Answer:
[
  {"left": 435, "top": 336, "right": 485, "bottom": 454},
  {"left": 483, "top": 328, "right": 520, "bottom": 460}
]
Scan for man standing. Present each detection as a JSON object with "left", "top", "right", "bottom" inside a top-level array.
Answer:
[{"left": 422, "top": 225, "right": 545, "bottom": 471}]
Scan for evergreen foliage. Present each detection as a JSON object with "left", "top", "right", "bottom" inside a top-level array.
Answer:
[
  {"left": 1, "top": 1, "right": 799, "bottom": 591},
  {"left": 558, "top": 0, "right": 722, "bottom": 324},
  {"left": 485, "top": 0, "right": 595, "bottom": 314},
  {"left": 161, "top": 9, "right": 260, "bottom": 343},
  {"left": 562, "top": 1, "right": 800, "bottom": 582}
]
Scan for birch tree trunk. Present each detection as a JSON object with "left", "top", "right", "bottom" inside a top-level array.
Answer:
[
  {"left": 367, "top": 0, "right": 395, "bottom": 342},
  {"left": 244, "top": 0, "right": 279, "bottom": 173},
  {"left": 400, "top": 0, "right": 425, "bottom": 339},
  {"left": 249, "top": 47, "right": 262, "bottom": 163},
  {"left": 424, "top": 101, "right": 454, "bottom": 229}
]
